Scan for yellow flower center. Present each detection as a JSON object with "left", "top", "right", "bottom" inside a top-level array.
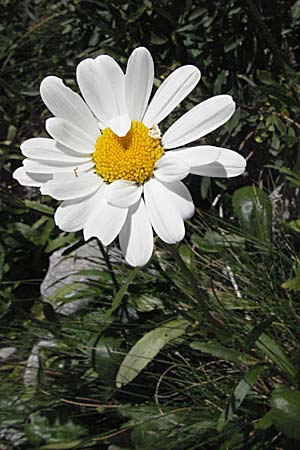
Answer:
[{"left": 92, "top": 121, "right": 164, "bottom": 184}]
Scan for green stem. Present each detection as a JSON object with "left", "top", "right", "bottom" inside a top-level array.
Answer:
[{"left": 97, "top": 241, "right": 120, "bottom": 292}]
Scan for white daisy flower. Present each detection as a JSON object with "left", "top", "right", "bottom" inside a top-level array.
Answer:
[{"left": 13, "top": 47, "right": 246, "bottom": 267}]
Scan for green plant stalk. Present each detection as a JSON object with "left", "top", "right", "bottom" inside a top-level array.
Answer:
[{"left": 97, "top": 241, "right": 120, "bottom": 292}]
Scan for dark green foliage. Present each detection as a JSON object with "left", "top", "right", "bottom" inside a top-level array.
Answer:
[{"left": 1, "top": 0, "right": 300, "bottom": 449}]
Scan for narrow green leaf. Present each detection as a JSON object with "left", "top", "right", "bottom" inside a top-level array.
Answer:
[
  {"left": 256, "top": 333, "right": 296, "bottom": 380},
  {"left": 105, "top": 267, "right": 139, "bottom": 319},
  {"left": 38, "top": 441, "right": 84, "bottom": 450},
  {"left": 0, "top": 242, "right": 5, "bottom": 281},
  {"left": 116, "top": 318, "right": 189, "bottom": 387},
  {"left": 218, "top": 364, "right": 264, "bottom": 430},
  {"left": 24, "top": 200, "right": 54, "bottom": 215},
  {"left": 190, "top": 342, "right": 258, "bottom": 366}
]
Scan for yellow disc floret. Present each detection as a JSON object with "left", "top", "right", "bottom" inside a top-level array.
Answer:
[{"left": 93, "top": 121, "right": 164, "bottom": 184}]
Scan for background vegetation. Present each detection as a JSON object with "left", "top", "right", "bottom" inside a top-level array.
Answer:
[{"left": 1, "top": 0, "right": 300, "bottom": 448}]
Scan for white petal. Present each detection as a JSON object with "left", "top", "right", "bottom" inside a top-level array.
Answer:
[
  {"left": 143, "top": 65, "right": 200, "bottom": 127},
  {"left": 144, "top": 178, "right": 185, "bottom": 244},
  {"left": 154, "top": 153, "right": 189, "bottom": 182},
  {"left": 125, "top": 47, "right": 154, "bottom": 121},
  {"left": 119, "top": 199, "right": 153, "bottom": 267},
  {"left": 41, "top": 172, "right": 101, "bottom": 200},
  {"left": 83, "top": 197, "right": 128, "bottom": 246},
  {"left": 162, "top": 95, "right": 235, "bottom": 149},
  {"left": 13, "top": 167, "right": 52, "bottom": 187},
  {"left": 106, "top": 180, "right": 143, "bottom": 208},
  {"left": 76, "top": 56, "right": 131, "bottom": 136},
  {"left": 108, "top": 114, "right": 132, "bottom": 137},
  {"left": 21, "top": 138, "right": 92, "bottom": 162},
  {"left": 46, "top": 118, "right": 95, "bottom": 154},
  {"left": 40, "top": 76, "right": 99, "bottom": 139},
  {"left": 23, "top": 159, "right": 94, "bottom": 174},
  {"left": 162, "top": 181, "right": 195, "bottom": 220},
  {"left": 172, "top": 145, "right": 221, "bottom": 167},
  {"left": 190, "top": 148, "right": 246, "bottom": 178},
  {"left": 54, "top": 188, "right": 102, "bottom": 232}
]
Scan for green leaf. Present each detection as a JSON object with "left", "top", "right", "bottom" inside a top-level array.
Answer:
[
  {"left": 224, "top": 36, "right": 242, "bottom": 53},
  {"left": 116, "top": 318, "right": 189, "bottom": 387},
  {"left": 38, "top": 440, "right": 85, "bottom": 449},
  {"left": 218, "top": 365, "right": 264, "bottom": 430},
  {"left": 269, "top": 388, "right": 300, "bottom": 440},
  {"left": 24, "top": 200, "right": 54, "bottom": 215},
  {"left": 232, "top": 186, "right": 272, "bottom": 241},
  {"left": 190, "top": 342, "right": 258, "bottom": 366},
  {"left": 281, "top": 276, "right": 300, "bottom": 291},
  {"left": 256, "top": 69, "right": 274, "bottom": 85},
  {"left": 284, "top": 219, "right": 300, "bottom": 232},
  {"left": 200, "top": 176, "right": 211, "bottom": 199},
  {"left": 0, "top": 297, "right": 11, "bottom": 319},
  {"left": 256, "top": 333, "right": 296, "bottom": 380},
  {"left": 178, "top": 244, "right": 195, "bottom": 271},
  {"left": 254, "top": 411, "right": 273, "bottom": 431},
  {"left": 49, "top": 282, "right": 87, "bottom": 306},
  {"left": 45, "top": 233, "right": 76, "bottom": 253},
  {"left": 192, "top": 231, "right": 245, "bottom": 253},
  {"left": 130, "top": 294, "right": 164, "bottom": 312}
]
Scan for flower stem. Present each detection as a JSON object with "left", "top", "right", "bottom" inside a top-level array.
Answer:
[{"left": 97, "top": 241, "right": 120, "bottom": 292}]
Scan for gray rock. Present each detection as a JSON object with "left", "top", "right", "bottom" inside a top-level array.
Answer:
[
  {"left": 0, "top": 347, "right": 16, "bottom": 361},
  {"left": 0, "top": 427, "right": 26, "bottom": 447},
  {"left": 23, "top": 240, "right": 122, "bottom": 387},
  {"left": 41, "top": 239, "right": 122, "bottom": 315},
  {"left": 23, "top": 339, "right": 56, "bottom": 387}
]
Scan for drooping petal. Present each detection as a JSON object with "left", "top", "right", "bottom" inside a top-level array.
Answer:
[
  {"left": 40, "top": 76, "right": 99, "bottom": 139},
  {"left": 107, "top": 114, "right": 131, "bottom": 137},
  {"left": 162, "top": 95, "right": 235, "bottom": 149},
  {"left": 106, "top": 180, "right": 143, "bottom": 208},
  {"left": 190, "top": 148, "right": 246, "bottom": 178},
  {"left": 172, "top": 145, "right": 221, "bottom": 167},
  {"left": 143, "top": 65, "right": 200, "bottom": 127},
  {"left": 119, "top": 198, "right": 153, "bottom": 267},
  {"left": 83, "top": 197, "right": 128, "bottom": 246},
  {"left": 54, "top": 188, "right": 103, "bottom": 232},
  {"left": 23, "top": 159, "right": 94, "bottom": 174},
  {"left": 41, "top": 172, "right": 101, "bottom": 200},
  {"left": 144, "top": 178, "right": 185, "bottom": 244},
  {"left": 162, "top": 181, "right": 195, "bottom": 220},
  {"left": 21, "top": 138, "right": 92, "bottom": 162},
  {"left": 154, "top": 153, "right": 189, "bottom": 183},
  {"left": 76, "top": 56, "right": 131, "bottom": 136},
  {"left": 12, "top": 167, "right": 52, "bottom": 187},
  {"left": 125, "top": 47, "right": 154, "bottom": 121},
  {"left": 46, "top": 118, "right": 95, "bottom": 154}
]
